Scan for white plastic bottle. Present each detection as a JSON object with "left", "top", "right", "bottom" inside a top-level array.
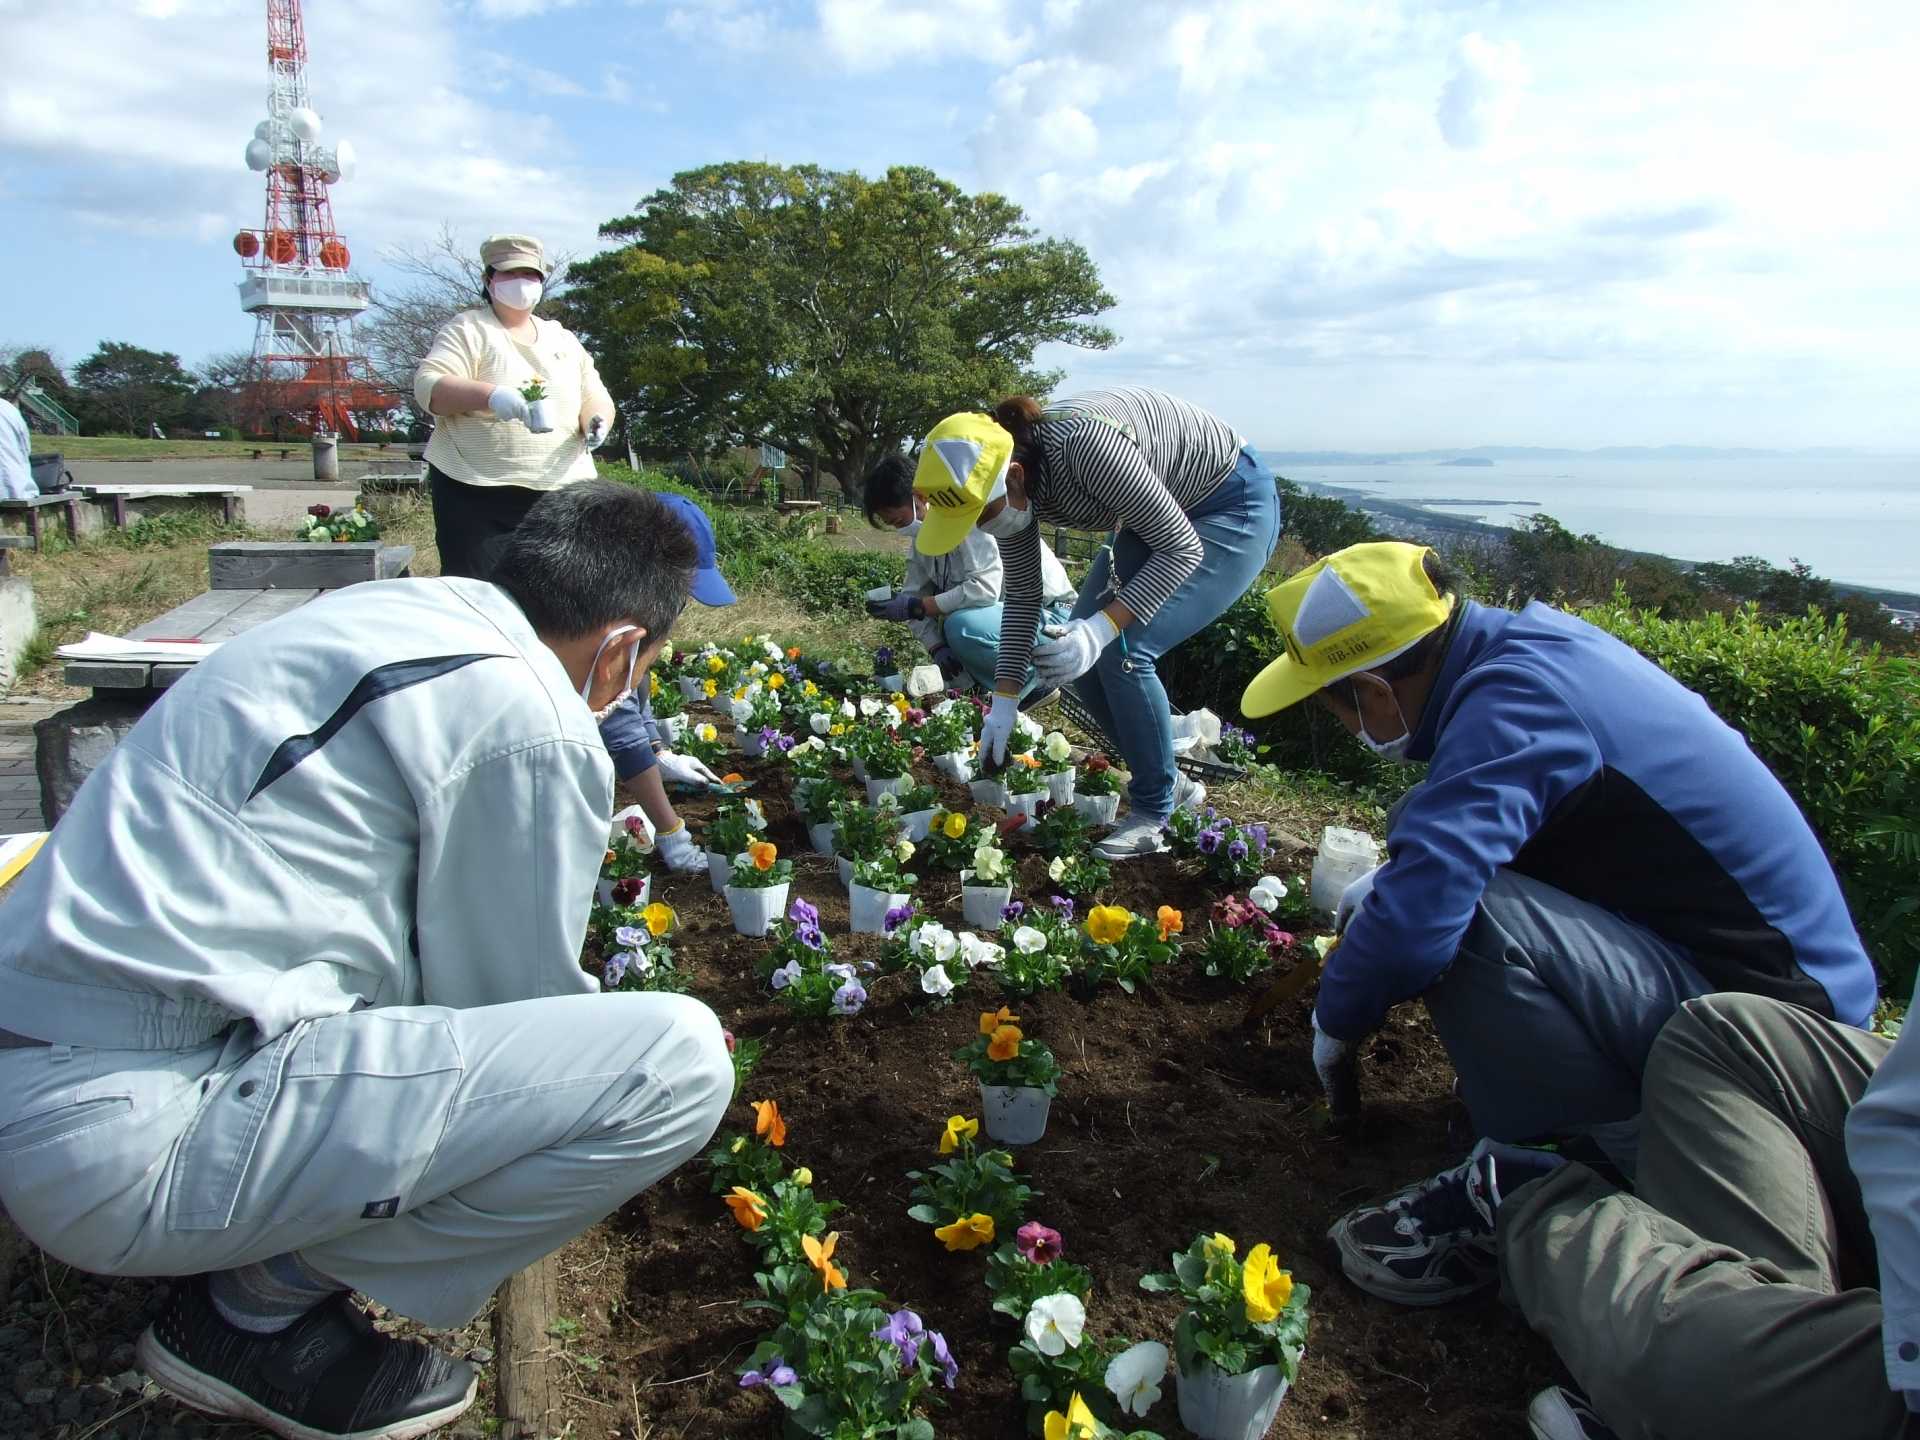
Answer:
[{"left": 1310, "top": 825, "right": 1381, "bottom": 922}]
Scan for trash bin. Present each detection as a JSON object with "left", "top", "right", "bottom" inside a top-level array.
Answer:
[{"left": 311, "top": 434, "right": 339, "bottom": 482}]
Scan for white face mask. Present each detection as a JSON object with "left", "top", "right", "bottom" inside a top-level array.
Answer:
[
  {"left": 491, "top": 275, "right": 544, "bottom": 311},
  {"left": 582, "top": 624, "right": 640, "bottom": 720},
  {"left": 1350, "top": 672, "right": 1417, "bottom": 764},
  {"left": 977, "top": 497, "right": 1032, "bottom": 540}
]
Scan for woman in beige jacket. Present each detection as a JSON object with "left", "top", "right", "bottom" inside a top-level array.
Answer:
[{"left": 414, "top": 233, "right": 616, "bottom": 578}]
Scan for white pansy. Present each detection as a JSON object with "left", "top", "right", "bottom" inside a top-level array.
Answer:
[
  {"left": 1012, "top": 925, "right": 1047, "bottom": 954},
  {"left": 1105, "top": 1341, "right": 1168, "bottom": 1418},
  {"left": 882, "top": 707, "right": 903, "bottom": 730},
  {"left": 931, "top": 698, "right": 959, "bottom": 716},
  {"left": 970, "top": 939, "right": 1004, "bottom": 969},
  {"left": 729, "top": 699, "right": 754, "bottom": 727},
  {"left": 910, "top": 921, "right": 952, "bottom": 960},
  {"left": 1016, "top": 713, "right": 1043, "bottom": 740},
  {"left": 1042, "top": 730, "right": 1072, "bottom": 764},
  {"left": 839, "top": 699, "right": 858, "bottom": 720},
  {"left": 764, "top": 640, "right": 785, "bottom": 661},
  {"left": 919, "top": 963, "right": 955, "bottom": 997},
  {"left": 745, "top": 800, "right": 767, "bottom": 830},
  {"left": 859, "top": 696, "right": 883, "bottom": 717},
  {"left": 1047, "top": 856, "right": 1068, "bottom": 882},
  {"left": 1024, "top": 1293, "right": 1086, "bottom": 1357},
  {"left": 810, "top": 712, "right": 833, "bottom": 736},
  {"left": 895, "top": 840, "right": 916, "bottom": 863},
  {"left": 1249, "top": 875, "right": 1288, "bottom": 913}
]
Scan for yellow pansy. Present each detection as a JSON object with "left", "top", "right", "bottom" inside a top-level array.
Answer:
[
  {"left": 703, "top": 678, "right": 718, "bottom": 698},
  {"left": 933, "top": 1212, "right": 995, "bottom": 1252},
  {"left": 792, "top": 1167, "right": 813, "bottom": 1187},
  {"left": 1204, "top": 1232, "right": 1236, "bottom": 1260},
  {"left": 697, "top": 723, "right": 718, "bottom": 743},
  {"left": 942, "top": 811, "right": 968, "bottom": 839},
  {"left": 707, "top": 655, "right": 727, "bottom": 674},
  {"left": 768, "top": 673, "right": 785, "bottom": 690},
  {"left": 939, "top": 1115, "right": 980, "bottom": 1154},
  {"left": 1043, "top": 1393, "right": 1099, "bottom": 1440},
  {"left": 804, "top": 681, "right": 818, "bottom": 697},
  {"left": 1242, "top": 1242, "right": 1293, "bottom": 1324},
  {"left": 1085, "top": 905, "right": 1131, "bottom": 946},
  {"left": 640, "top": 901, "right": 675, "bottom": 937}
]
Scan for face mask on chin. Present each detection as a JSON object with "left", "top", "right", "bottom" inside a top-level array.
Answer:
[
  {"left": 582, "top": 624, "right": 640, "bottom": 721},
  {"left": 976, "top": 498, "right": 1033, "bottom": 540},
  {"left": 895, "top": 517, "right": 923, "bottom": 540},
  {"left": 491, "top": 275, "right": 544, "bottom": 311},
  {"left": 1350, "top": 673, "right": 1416, "bottom": 764}
]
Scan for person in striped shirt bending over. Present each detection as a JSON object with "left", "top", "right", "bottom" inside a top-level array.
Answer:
[{"left": 911, "top": 389, "right": 1283, "bottom": 858}]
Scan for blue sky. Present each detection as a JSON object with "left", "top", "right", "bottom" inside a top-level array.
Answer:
[{"left": 3, "top": 0, "right": 1918, "bottom": 450}]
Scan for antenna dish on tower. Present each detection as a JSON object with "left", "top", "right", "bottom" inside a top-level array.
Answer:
[
  {"left": 254, "top": 120, "right": 274, "bottom": 141},
  {"left": 320, "top": 138, "right": 355, "bottom": 184},
  {"left": 245, "top": 138, "right": 273, "bottom": 171},
  {"left": 289, "top": 106, "right": 322, "bottom": 142}
]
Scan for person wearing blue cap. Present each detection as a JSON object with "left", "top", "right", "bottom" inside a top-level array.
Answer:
[{"left": 600, "top": 491, "right": 736, "bottom": 871}]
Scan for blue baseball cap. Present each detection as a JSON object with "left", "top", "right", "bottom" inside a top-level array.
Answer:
[{"left": 657, "top": 492, "right": 735, "bottom": 607}]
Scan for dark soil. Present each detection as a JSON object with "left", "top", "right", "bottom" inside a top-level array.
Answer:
[{"left": 554, "top": 725, "right": 1562, "bottom": 1438}]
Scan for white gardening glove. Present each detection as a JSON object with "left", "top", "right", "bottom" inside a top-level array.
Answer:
[
  {"left": 1335, "top": 863, "right": 1381, "bottom": 935},
  {"left": 977, "top": 692, "right": 1021, "bottom": 769},
  {"left": 655, "top": 821, "right": 704, "bottom": 873},
  {"left": 1311, "top": 1015, "right": 1362, "bottom": 1124},
  {"left": 655, "top": 749, "right": 723, "bottom": 787},
  {"left": 1032, "top": 612, "right": 1119, "bottom": 689},
  {"left": 487, "top": 386, "right": 531, "bottom": 425}
]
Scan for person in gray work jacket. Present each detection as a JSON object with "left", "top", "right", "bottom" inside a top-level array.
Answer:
[
  {"left": 0, "top": 481, "right": 731, "bottom": 1440},
  {"left": 1235, "top": 541, "right": 1877, "bottom": 1321}
]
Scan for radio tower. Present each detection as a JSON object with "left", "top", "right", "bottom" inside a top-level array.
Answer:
[{"left": 232, "top": 0, "right": 385, "bottom": 437}]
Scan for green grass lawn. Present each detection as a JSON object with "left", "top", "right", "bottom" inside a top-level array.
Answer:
[{"left": 31, "top": 435, "right": 401, "bottom": 462}]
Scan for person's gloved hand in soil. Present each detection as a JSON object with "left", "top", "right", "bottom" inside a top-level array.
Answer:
[
  {"left": 866, "top": 591, "right": 925, "bottom": 623},
  {"left": 655, "top": 749, "right": 723, "bottom": 788},
  {"left": 1312, "top": 1015, "right": 1362, "bottom": 1128},
  {"left": 654, "top": 821, "right": 704, "bottom": 873}
]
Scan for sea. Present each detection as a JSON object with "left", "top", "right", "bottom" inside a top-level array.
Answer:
[{"left": 1272, "top": 456, "right": 1920, "bottom": 600}]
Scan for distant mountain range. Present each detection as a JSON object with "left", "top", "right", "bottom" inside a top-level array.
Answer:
[{"left": 1259, "top": 445, "right": 1884, "bottom": 464}]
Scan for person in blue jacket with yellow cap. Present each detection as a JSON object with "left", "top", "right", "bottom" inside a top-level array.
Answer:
[
  {"left": 911, "top": 389, "right": 1282, "bottom": 859},
  {"left": 1237, "top": 540, "right": 1878, "bottom": 1313}
]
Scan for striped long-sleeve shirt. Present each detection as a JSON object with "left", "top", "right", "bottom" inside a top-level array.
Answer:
[{"left": 994, "top": 387, "right": 1243, "bottom": 694}]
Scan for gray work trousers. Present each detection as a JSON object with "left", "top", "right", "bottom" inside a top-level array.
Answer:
[
  {"left": 0, "top": 993, "right": 731, "bottom": 1329},
  {"left": 1422, "top": 867, "right": 1711, "bottom": 1174},
  {"left": 1500, "top": 993, "right": 1911, "bottom": 1440}
]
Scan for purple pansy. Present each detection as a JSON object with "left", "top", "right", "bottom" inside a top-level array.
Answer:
[
  {"left": 883, "top": 904, "right": 915, "bottom": 934},
  {"left": 602, "top": 954, "right": 627, "bottom": 989},
  {"left": 796, "top": 924, "right": 826, "bottom": 951},
  {"left": 926, "top": 1329, "right": 959, "bottom": 1389},
  {"left": 1049, "top": 895, "right": 1076, "bottom": 919},
  {"left": 1227, "top": 838, "right": 1248, "bottom": 862},
  {"left": 825, "top": 962, "right": 856, "bottom": 981},
  {"left": 1248, "top": 823, "right": 1269, "bottom": 855},
  {"left": 739, "top": 1354, "right": 797, "bottom": 1388},
  {"left": 873, "top": 1308, "right": 925, "bottom": 1368},
  {"left": 1197, "top": 827, "right": 1224, "bottom": 855},
  {"left": 1000, "top": 900, "right": 1026, "bottom": 923},
  {"left": 831, "top": 979, "right": 867, "bottom": 1016},
  {"left": 773, "top": 732, "right": 796, "bottom": 753},
  {"left": 770, "top": 959, "right": 802, "bottom": 991},
  {"left": 614, "top": 925, "right": 647, "bottom": 949},
  {"left": 789, "top": 898, "right": 820, "bottom": 928}
]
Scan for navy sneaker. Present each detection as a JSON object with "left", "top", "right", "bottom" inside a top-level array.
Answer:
[
  {"left": 138, "top": 1276, "right": 476, "bottom": 1440},
  {"left": 1327, "top": 1138, "right": 1563, "bottom": 1306}
]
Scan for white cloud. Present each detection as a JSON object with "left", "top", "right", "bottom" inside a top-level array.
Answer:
[
  {"left": 469, "top": 0, "right": 587, "bottom": 17},
  {"left": 816, "top": 0, "right": 1032, "bottom": 70},
  {"left": 1435, "top": 32, "right": 1528, "bottom": 149}
]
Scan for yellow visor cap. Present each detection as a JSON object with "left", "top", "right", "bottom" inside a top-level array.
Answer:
[
  {"left": 1240, "top": 541, "right": 1453, "bottom": 718},
  {"left": 912, "top": 412, "right": 1013, "bottom": 556}
]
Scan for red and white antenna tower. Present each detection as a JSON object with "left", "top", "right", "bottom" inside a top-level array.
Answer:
[{"left": 232, "top": 0, "right": 387, "bottom": 437}]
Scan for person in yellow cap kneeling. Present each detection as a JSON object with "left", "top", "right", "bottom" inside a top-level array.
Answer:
[
  {"left": 912, "top": 389, "right": 1283, "bottom": 859},
  {"left": 1239, "top": 541, "right": 1878, "bottom": 1328}
]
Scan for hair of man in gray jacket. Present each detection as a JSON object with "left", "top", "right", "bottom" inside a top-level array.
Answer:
[{"left": 493, "top": 480, "right": 698, "bottom": 644}]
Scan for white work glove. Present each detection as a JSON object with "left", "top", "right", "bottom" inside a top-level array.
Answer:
[
  {"left": 655, "top": 749, "right": 723, "bottom": 787},
  {"left": 1311, "top": 1015, "right": 1362, "bottom": 1124},
  {"left": 1033, "top": 612, "right": 1119, "bottom": 689},
  {"left": 655, "top": 821, "right": 704, "bottom": 873},
  {"left": 1335, "top": 863, "right": 1381, "bottom": 935},
  {"left": 487, "top": 386, "right": 531, "bottom": 425},
  {"left": 977, "top": 692, "right": 1021, "bottom": 769},
  {"left": 583, "top": 415, "right": 608, "bottom": 448}
]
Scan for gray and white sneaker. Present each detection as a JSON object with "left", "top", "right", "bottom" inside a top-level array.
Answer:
[
  {"left": 1095, "top": 815, "right": 1169, "bottom": 859},
  {"left": 1528, "top": 1388, "right": 1619, "bottom": 1440},
  {"left": 1327, "top": 1138, "right": 1563, "bottom": 1306},
  {"left": 1173, "top": 774, "right": 1206, "bottom": 812}
]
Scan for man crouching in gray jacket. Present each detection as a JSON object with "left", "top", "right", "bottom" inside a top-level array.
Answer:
[{"left": 0, "top": 481, "right": 732, "bottom": 1440}]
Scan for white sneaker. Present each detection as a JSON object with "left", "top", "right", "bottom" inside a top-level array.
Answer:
[
  {"left": 1528, "top": 1388, "right": 1618, "bottom": 1440},
  {"left": 1095, "top": 815, "right": 1169, "bottom": 859},
  {"left": 1173, "top": 774, "right": 1206, "bottom": 812}
]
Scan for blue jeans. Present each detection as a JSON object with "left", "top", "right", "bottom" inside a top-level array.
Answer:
[
  {"left": 943, "top": 601, "right": 1073, "bottom": 697},
  {"left": 1068, "top": 447, "right": 1282, "bottom": 819}
]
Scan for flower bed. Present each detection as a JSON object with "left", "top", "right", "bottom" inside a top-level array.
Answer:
[{"left": 548, "top": 636, "right": 1560, "bottom": 1438}]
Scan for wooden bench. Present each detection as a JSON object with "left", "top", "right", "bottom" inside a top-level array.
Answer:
[
  {"left": 78, "top": 484, "right": 250, "bottom": 529},
  {"left": 0, "top": 493, "right": 81, "bottom": 548},
  {"left": 0, "top": 534, "right": 24, "bottom": 577},
  {"left": 63, "top": 542, "right": 414, "bottom": 694}
]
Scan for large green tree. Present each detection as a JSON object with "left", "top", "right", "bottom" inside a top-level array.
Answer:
[
  {"left": 71, "top": 341, "right": 196, "bottom": 436},
  {"left": 562, "top": 162, "right": 1117, "bottom": 496}
]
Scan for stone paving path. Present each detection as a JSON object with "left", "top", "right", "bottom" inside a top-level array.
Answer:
[{"left": 0, "top": 700, "right": 59, "bottom": 835}]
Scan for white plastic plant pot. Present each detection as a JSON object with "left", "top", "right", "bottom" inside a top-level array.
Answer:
[
  {"left": 902, "top": 808, "right": 936, "bottom": 843},
  {"left": 656, "top": 714, "right": 686, "bottom": 744},
  {"left": 866, "top": 774, "right": 910, "bottom": 805},
  {"left": 725, "top": 881, "right": 790, "bottom": 938},
  {"left": 1074, "top": 793, "right": 1120, "bottom": 826},
  {"left": 836, "top": 855, "right": 855, "bottom": 890},
  {"left": 932, "top": 751, "right": 974, "bottom": 783},
  {"left": 879, "top": 673, "right": 904, "bottom": 693},
  {"left": 1005, "top": 792, "right": 1043, "bottom": 830},
  {"left": 960, "top": 871, "right": 1013, "bottom": 929},
  {"left": 1175, "top": 1359, "right": 1289, "bottom": 1440},
  {"left": 740, "top": 728, "right": 768, "bottom": 760},
  {"left": 1310, "top": 825, "right": 1382, "bottom": 921},
  {"left": 594, "top": 874, "right": 650, "bottom": 909},
  {"left": 866, "top": 585, "right": 892, "bottom": 604},
  {"left": 524, "top": 398, "right": 555, "bottom": 434},
  {"left": 969, "top": 778, "right": 1009, "bottom": 809},
  {"left": 849, "top": 882, "right": 911, "bottom": 934},
  {"left": 707, "top": 849, "right": 733, "bottom": 894},
  {"left": 904, "top": 663, "right": 947, "bottom": 699},
  {"left": 1045, "top": 771, "right": 1077, "bottom": 807},
  {"left": 677, "top": 676, "right": 706, "bottom": 702},
  {"left": 979, "top": 1081, "right": 1051, "bottom": 1145},
  {"left": 809, "top": 820, "right": 839, "bottom": 856},
  {"left": 851, "top": 756, "right": 869, "bottom": 782}
]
